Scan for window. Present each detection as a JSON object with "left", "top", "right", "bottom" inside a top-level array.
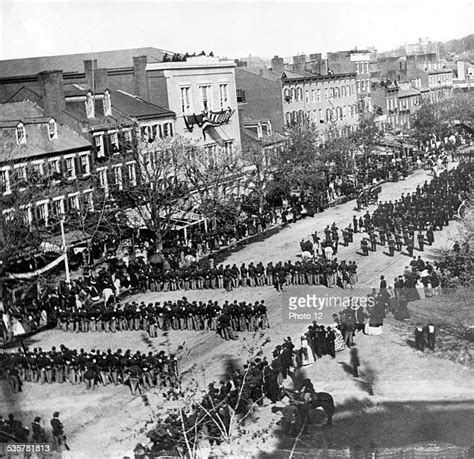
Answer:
[
  {"left": 298, "top": 88, "right": 303, "bottom": 101},
  {"left": 357, "top": 81, "right": 361, "bottom": 94},
  {"left": 83, "top": 190, "right": 94, "bottom": 211},
  {"left": 0, "top": 168, "right": 10, "bottom": 194},
  {"left": 32, "top": 161, "right": 44, "bottom": 176},
  {"left": 199, "top": 85, "right": 212, "bottom": 111},
  {"left": 124, "top": 129, "right": 133, "bottom": 142},
  {"left": 236, "top": 89, "right": 246, "bottom": 103},
  {"left": 94, "top": 135, "right": 105, "bottom": 157},
  {"left": 180, "top": 87, "right": 191, "bottom": 114},
  {"left": 162, "top": 122, "right": 173, "bottom": 138},
  {"left": 205, "top": 144, "right": 218, "bottom": 167},
  {"left": 356, "top": 62, "right": 360, "bottom": 74},
  {"left": 318, "top": 108, "right": 323, "bottom": 121},
  {"left": 335, "top": 87, "right": 340, "bottom": 98},
  {"left": 80, "top": 154, "right": 90, "bottom": 175},
  {"left": 13, "top": 164, "right": 27, "bottom": 189},
  {"left": 36, "top": 200, "right": 49, "bottom": 225},
  {"left": 68, "top": 193, "right": 80, "bottom": 211},
  {"left": 305, "top": 90, "right": 310, "bottom": 103},
  {"left": 85, "top": 92, "right": 95, "bottom": 118},
  {"left": 110, "top": 132, "right": 119, "bottom": 151},
  {"left": 325, "top": 88, "right": 328, "bottom": 100},
  {"left": 311, "top": 89, "right": 316, "bottom": 103},
  {"left": 49, "top": 158, "right": 60, "bottom": 177},
  {"left": 98, "top": 168, "right": 108, "bottom": 193},
  {"left": 224, "top": 141, "right": 233, "bottom": 158},
  {"left": 64, "top": 156, "right": 76, "bottom": 178},
  {"left": 219, "top": 84, "right": 228, "bottom": 109},
  {"left": 48, "top": 119, "right": 57, "bottom": 140},
  {"left": 286, "top": 112, "right": 292, "bottom": 126},
  {"left": 103, "top": 90, "right": 112, "bottom": 117},
  {"left": 52, "top": 197, "right": 65, "bottom": 217},
  {"left": 317, "top": 89, "right": 321, "bottom": 102},
  {"left": 20, "top": 205, "right": 32, "bottom": 225},
  {"left": 16, "top": 123, "right": 26, "bottom": 144},
  {"left": 364, "top": 63, "right": 369, "bottom": 74},
  {"left": 127, "top": 162, "right": 137, "bottom": 186},
  {"left": 113, "top": 165, "right": 123, "bottom": 190},
  {"left": 291, "top": 88, "right": 296, "bottom": 101}
]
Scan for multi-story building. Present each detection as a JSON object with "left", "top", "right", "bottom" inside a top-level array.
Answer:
[
  {"left": 370, "top": 79, "right": 400, "bottom": 129},
  {"left": 6, "top": 67, "right": 177, "bottom": 199},
  {"left": 235, "top": 67, "right": 285, "bottom": 133},
  {"left": 375, "top": 53, "right": 453, "bottom": 103},
  {"left": 0, "top": 49, "right": 241, "bottom": 159},
  {"left": 397, "top": 84, "right": 422, "bottom": 128},
  {"left": 236, "top": 60, "right": 359, "bottom": 139},
  {"left": 144, "top": 55, "right": 240, "bottom": 159},
  {"left": 0, "top": 101, "right": 92, "bottom": 227},
  {"left": 426, "top": 69, "right": 453, "bottom": 102},
  {"left": 281, "top": 71, "right": 359, "bottom": 137},
  {"left": 326, "top": 50, "right": 372, "bottom": 112}
]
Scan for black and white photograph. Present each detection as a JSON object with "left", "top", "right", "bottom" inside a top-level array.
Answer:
[{"left": 0, "top": 0, "right": 473, "bottom": 457}]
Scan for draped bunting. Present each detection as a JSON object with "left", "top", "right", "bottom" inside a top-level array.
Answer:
[
  {"left": 5, "top": 254, "right": 66, "bottom": 280},
  {"left": 184, "top": 108, "right": 235, "bottom": 132}
]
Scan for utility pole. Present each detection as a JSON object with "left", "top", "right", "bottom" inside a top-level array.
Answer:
[{"left": 60, "top": 218, "right": 71, "bottom": 285}]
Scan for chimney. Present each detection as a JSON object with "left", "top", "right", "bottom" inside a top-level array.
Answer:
[
  {"left": 38, "top": 70, "right": 65, "bottom": 123},
  {"left": 94, "top": 68, "right": 108, "bottom": 92},
  {"left": 84, "top": 59, "right": 98, "bottom": 91},
  {"left": 271, "top": 56, "right": 285, "bottom": 74},
  {"left": 133, "top": 56, "right": 149, "bottom": 100}
]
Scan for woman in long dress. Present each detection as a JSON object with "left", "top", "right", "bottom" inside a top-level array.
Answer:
[
  {"left": 416, "top": 279, "right": 426, "bottom": 300},
  {"left": 300, "top": 336, "right": 315, "bottom": 365},
  {"left": 333, "top": 327, "right": 345, "bottom": 352}
]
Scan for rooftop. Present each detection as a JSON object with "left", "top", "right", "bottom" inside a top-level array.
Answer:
[
  {"left": 111, "top": 90, "right": 175, "bottom": 120},
  {"left": 0, "top": 47, "right": 175, "bottom": 79},
  {"left": 0, "top": 101, "right": 91, "bottom": 162}
]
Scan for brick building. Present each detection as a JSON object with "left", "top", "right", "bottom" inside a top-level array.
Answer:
[
  {"left": 0, "top": 101, "right": 92, "bottom": 226},
  {"left": 326, "top": 50, "right": 372, "bottom": 111}
]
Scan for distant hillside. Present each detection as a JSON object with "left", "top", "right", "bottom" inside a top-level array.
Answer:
[
  {"left": 438, "top": 34, "right": 474, "bottom": 60},
  {"left": 379, "top": 34, "right": 474, "bottom": 62}
]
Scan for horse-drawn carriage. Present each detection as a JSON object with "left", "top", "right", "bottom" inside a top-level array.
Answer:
[{"left": 357, "top": 184, "right": 382, "bottom": 209}]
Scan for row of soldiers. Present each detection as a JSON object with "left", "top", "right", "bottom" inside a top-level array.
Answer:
[
  {"left": 358, "top": 165, "right": 470, "bottom": 257},
  {"left": 54, "top": 299, "right": 270, "bottom": 338},
  {"left": 1, "top": 346, "right": 180, "bottom": 396}
]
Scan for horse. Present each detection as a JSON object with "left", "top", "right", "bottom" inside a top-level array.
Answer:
[{"left": 279, "top": 387, "right": 335, "bottom": 426}]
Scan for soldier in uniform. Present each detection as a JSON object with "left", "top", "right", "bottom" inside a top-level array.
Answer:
[
  {"left": 361, "top": 239, "right": 369, "bottom": 256},
  {"left": 417, "top": 231, "right": 425, "bottom": 252},
  {"left": 388, "top": 237, "right": 395, "bottom": 256}
]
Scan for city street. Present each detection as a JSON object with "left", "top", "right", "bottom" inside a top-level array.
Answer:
[{"left": 2, "top": 163, "right": 473, "bottom": 457}]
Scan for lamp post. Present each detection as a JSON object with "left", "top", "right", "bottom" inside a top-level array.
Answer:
[{"left": 60, "top": 218, "right": 71, "bottom": 285}]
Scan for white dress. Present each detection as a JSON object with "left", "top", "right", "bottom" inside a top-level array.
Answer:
[
  {"left": 300, "top": 337, "right": 315, "bottom": 365},
  {"left": 416, "top": 281, "right": 426, "bottom": 300}
]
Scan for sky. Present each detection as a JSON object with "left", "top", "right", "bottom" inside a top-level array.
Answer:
[{"left": 0, "top": 0, "right": 472, "bottom": 61}]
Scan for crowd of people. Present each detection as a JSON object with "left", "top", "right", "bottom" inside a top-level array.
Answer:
[{"left": 0, "top": 345, "right": 180, "bottom": 396}]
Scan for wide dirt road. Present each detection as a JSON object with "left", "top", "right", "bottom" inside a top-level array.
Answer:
[{"left": 3, "top": 163, "right": 473, "bottom": 458}]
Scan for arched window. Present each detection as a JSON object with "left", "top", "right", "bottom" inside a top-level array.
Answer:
[
  {"left": 103, "top": 89, "right": 112, "bottom": 117},
  {"left": 298, "top": 88, "right": 303, "bottom": 101},
  {"left": 326, "top": 108, "right": 331, "bottom": 122},
  {"left": 16, "top": 122, "right": 26, "bottom": 144},
  {"left": 335, "top": 87, "right": 340, "bottom": 98},
  {"left": 286, "top": 112, "right": 292, "bottom": 125},
  {"left": 48, "top": 119, "right": 57, "bottom": 140},
  {"left": 292, "top": 111, "right": 297, "bottom": 124},
  {"left": 298, "top": 110, "right": 304, "bottom": 123},
  {"left": 85, "top": 91, "right": 95, "bottom": 119},
  {"left": 290, "top": 88, "right": 296, "bottom": 101}
]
